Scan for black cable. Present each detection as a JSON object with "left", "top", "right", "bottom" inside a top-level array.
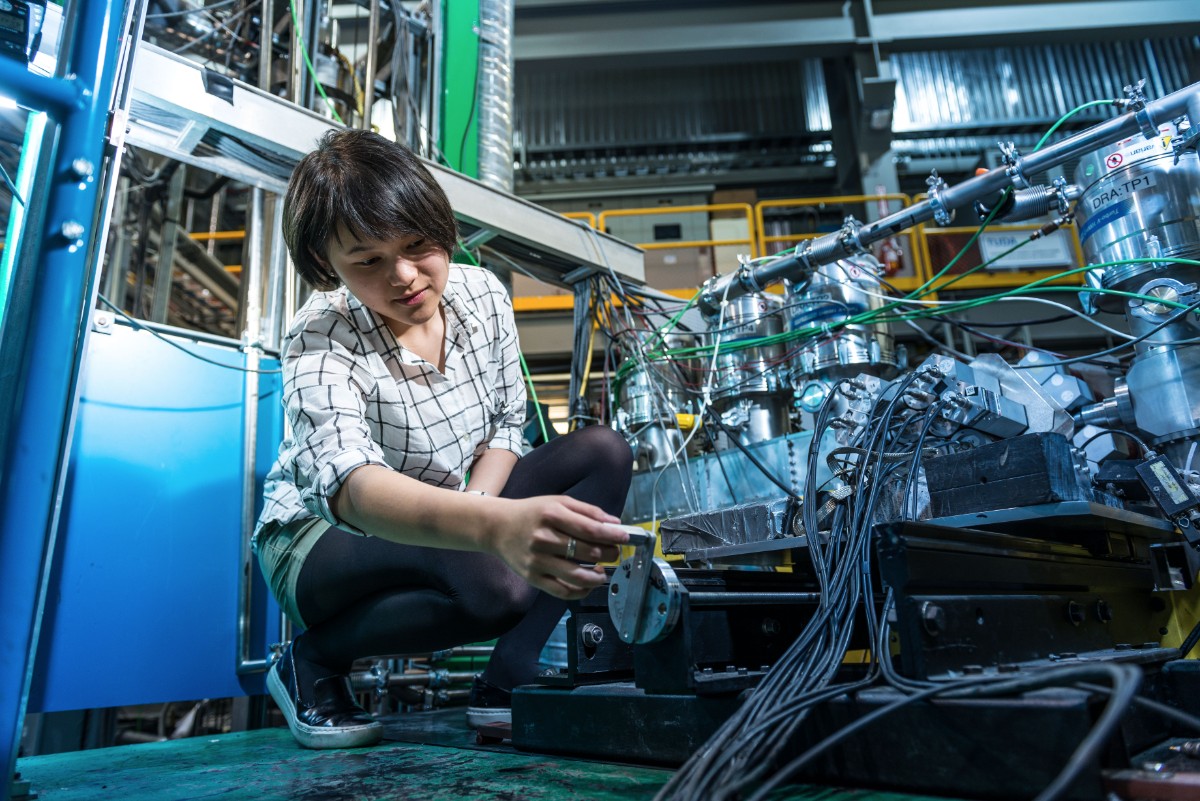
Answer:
[
  {"left": 703, "top": 408, "right": 796, "bottom": 500},
  {"left": 1180, "top": 617, "right": 1200, "bottom": 659},
  {"left": 745, "top": 663, "right": 1141, "bottom": 801},
  {"left": 1079, "top": 682, "right": 1200, "bottom": 733},
  {"left": 97, "top": 294, "right": 281, "bottom": 375},
  {"left": 1012, "top": 297, "right": 1200, "bottom": 370},
  {"left": 456, "top": 24, "right": 481, "bottom": 173},
  {"left": 710, "top": 445, "right": 742, "bottom": 505},
  {"left": 1074, "top": 427, "right": 1154, "bottom": 455},
  {"left": 960, "top": 312, "right": 1077, "bottom": 328}
]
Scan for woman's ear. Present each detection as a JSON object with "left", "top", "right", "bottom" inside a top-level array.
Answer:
[{"left": 311, "top": 248, "right": 337, "bottom": 281}]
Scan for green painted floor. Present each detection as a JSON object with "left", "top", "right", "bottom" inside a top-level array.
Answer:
[{"left": 16, "top": 711, "right": 954, "bottom": 801}]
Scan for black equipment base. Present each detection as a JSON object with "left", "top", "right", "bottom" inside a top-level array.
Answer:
[{"left": 513, "top": 669, "right": 1200, "bottom": 801}]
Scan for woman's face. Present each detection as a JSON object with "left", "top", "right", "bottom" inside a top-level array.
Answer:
[{"left": 320, "top": 227, "right": 450, "bottom": 338}]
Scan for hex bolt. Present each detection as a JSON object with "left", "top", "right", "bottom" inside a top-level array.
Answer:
[
  {"left": 70, "top": 158, "right": 94, "bottom": 179},
  {"left": 1096, "top": 600, "right": 1114, "bottom": 623},
  {"left": 61, "top": 220, "right": 85, "bottom": 241},
  {"left": 580, "top": 623, "right": 604, "bottom": 648},
  {"left": 761, "top": 617, "right": 781, "bottom": 636},
  {"left": 1067, "top": 600, "right": 1085, "bottom": 626},
  {"left": 920, "top": 602, "right": 945, "bottom": 636}
]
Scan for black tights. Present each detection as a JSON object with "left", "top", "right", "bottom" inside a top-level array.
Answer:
[{"left": 292, "top": 425, "right": 633, "bottom": 691}]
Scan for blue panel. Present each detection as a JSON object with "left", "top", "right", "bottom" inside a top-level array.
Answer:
[{"left": 27, "top": 322, "right": 284, "bottom": 712}]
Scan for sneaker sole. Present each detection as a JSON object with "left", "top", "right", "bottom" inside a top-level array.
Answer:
[
  {"left": 466, "top": 706, "right": 512, "bottom": 728},
  {"left": 267, "top": 664, "right": 383, "bottom": 749}
]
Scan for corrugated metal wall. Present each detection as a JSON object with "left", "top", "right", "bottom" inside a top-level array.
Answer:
[
  {"left": 893, "top": 38, "right": 1197, "bottom": 133},
  {"left": 515, "top": 37, "right": 1198, "bottom": 171},
  {"left": 517, "top": 59, "right": 830, "bottom": 152}
]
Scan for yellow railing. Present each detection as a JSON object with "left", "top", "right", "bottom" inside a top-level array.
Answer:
[
  {"left": 755, "top": 194, "right": 925, "bottom": 293},
  {"left": 562, "top": 211, "right": 597, "bottom": 228},
  {"left": 918, "top": 221, "right": 1086, "bottom": 293},
  {"left": 513, "top": 195, "right": 1092, "bottom": 312}
]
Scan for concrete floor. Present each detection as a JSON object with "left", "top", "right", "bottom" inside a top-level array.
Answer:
[{"left": 16, "top": 708, "right": 955, "bottom": 801}]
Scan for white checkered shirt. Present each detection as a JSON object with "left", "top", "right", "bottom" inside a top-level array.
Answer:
[{"left": 255, "top": 265, "right": 527, "bottom": 537}]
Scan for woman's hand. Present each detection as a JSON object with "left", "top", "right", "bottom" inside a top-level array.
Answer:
[{"left": 486, "top": 496, "right": 630, "bottom": 600}]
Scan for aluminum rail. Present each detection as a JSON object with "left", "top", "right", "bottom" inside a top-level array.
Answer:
[{"left": 699, "top": 79, "right": 1200, "bottom": 313}]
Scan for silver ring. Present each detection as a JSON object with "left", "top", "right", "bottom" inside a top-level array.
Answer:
[{"left": 565, "top": 538, "right": 577, "bottom": 560}]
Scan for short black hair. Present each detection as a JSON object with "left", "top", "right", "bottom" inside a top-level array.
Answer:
[{"left": 282, "top": 129, "right": 458, "bottom": 291}]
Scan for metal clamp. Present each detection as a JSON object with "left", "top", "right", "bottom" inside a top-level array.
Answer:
[
  {"left": 838, "top": 215, "right": 865, "bottom": 256},
  {"left": 737, "top": 256, "right": 766, "bottom": 295},
  {"left": 999, "top": 142, "right": 1030, "bottom": 190},
  {"left": 1051, "top": 176, "right": 1073, "bottom": 215},
  {"left": 1173, "top": 118, "right": 1199, "bottom": 165},
  {"left": 608, "top": 527, "right": 684, "bottom": 644},
  {"left": 925, "top": 170, "right": 954, "bottom": 226},
  {"left": 1124, "top": 79, "right": 1160, "bottom": 141}
]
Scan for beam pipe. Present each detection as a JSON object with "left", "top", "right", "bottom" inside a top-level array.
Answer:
[{"left": 703, "top": 80, "right": 1200, "bottom": 311}]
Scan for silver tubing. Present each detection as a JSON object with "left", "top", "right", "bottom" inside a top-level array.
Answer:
[
  {"left": 258, "top": 0, "right": 273, "bottom": 91},
  {"left": 363, "top": 0, "right": 380, "bottom": 129},
  {"left": 702, "top": 79, "right": 1200, "bottom": 311},
  {"left": 237, "top": 188, "right": 267, "bottom": 674},
  {"left": 476, "top": 0, "right": 514, "bottom": 191}
]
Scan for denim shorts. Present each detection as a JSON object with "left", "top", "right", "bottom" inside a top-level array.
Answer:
[{"left": 254, "top": 517, "right": 332, "bottom": 630}]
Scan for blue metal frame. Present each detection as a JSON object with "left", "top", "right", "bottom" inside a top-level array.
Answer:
[{"left": 0, "top": 1, "right": 125, "bottom": 794}]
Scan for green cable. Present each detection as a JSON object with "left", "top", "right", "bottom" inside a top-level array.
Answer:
[
  {"left": 454, "top": 239, "right": 481, "bottom": 266},
  {"left": 1034, "top": 99, "right": 1120, "bottom": 152},
  {"left": 518, "top": 350, "right": 551, "bottom": 443},
  {"left": 611, "top": 100, "right": 1147, "bottom": 380},
  {"left": 635, "top": 256, "right": 1200, "bottom": 363},
  {"left": 905, "top": 98, "right": 1118, "bottom": 302},
  {"left": 288, "top": 0, "right": 345, "bottom": 125}
]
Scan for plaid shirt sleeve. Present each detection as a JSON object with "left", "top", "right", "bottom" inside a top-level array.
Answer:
[
  {"left": 481, "top": 271, "right": 527, "bottom": 457},
  {"left": 283, "top": 310, "right": 392, "bottom": 532}
]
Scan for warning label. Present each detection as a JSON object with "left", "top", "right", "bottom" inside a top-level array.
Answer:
[{"left": 1104, "top": 126, "right": 1173, "bottom": 171}]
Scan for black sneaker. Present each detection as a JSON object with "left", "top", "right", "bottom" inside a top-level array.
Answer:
[
  {"left": 267, "top": 643, "right": 383, "bottom": 749},
  {"left": 466, "top": 675, "right": 512, "bottom": 728}
]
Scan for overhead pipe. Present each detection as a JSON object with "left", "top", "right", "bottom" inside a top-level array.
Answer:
[{"left": 699, "top": 79, "right": 1200, "bottom": 313}]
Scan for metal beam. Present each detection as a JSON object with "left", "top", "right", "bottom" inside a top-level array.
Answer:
[
  {"left": 0, "top": 0, "right": 124, "bottom": 793},
  {"left": 513, "top": 0, "right": 1200, "bottom": 64},
  {"left": 873, "top": 1, "right": 1200, "bottom": 47}
]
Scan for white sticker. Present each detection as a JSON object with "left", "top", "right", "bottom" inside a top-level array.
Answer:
[
  {"left": 1087, "top": 171, "right": 1158, "bottom": 212},
  {"left": 1105, "top": 125, "right": 1174, "bottom": 171},
  {"left": 979, "top": 231, "right": 1073, "bottom": 270}
]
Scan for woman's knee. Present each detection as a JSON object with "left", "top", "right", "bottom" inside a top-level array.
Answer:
[
  {"left": 455, "top": 570, "right": 535, "bottom": 635},
  {"left": 573, "top": 425, "right": 634, "bottom": 477}
]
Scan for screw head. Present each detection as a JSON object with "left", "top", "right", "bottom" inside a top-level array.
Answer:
[
  {"left": 60, "top": 220, "right": 85, "bottom": 242},
  {"left": 920, "top": 602, "right": 945, "bottom": 636},
  {"left": 71, "top": 158, "right": 94, "bottom": 179}
]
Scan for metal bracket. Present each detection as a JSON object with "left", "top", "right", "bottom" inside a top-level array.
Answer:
[
  {"left": 608, "top": 527, "right": 684, "bottom": 644},
  {"left": 925, "top": 170, "right": 954, "bottom": 226}
]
